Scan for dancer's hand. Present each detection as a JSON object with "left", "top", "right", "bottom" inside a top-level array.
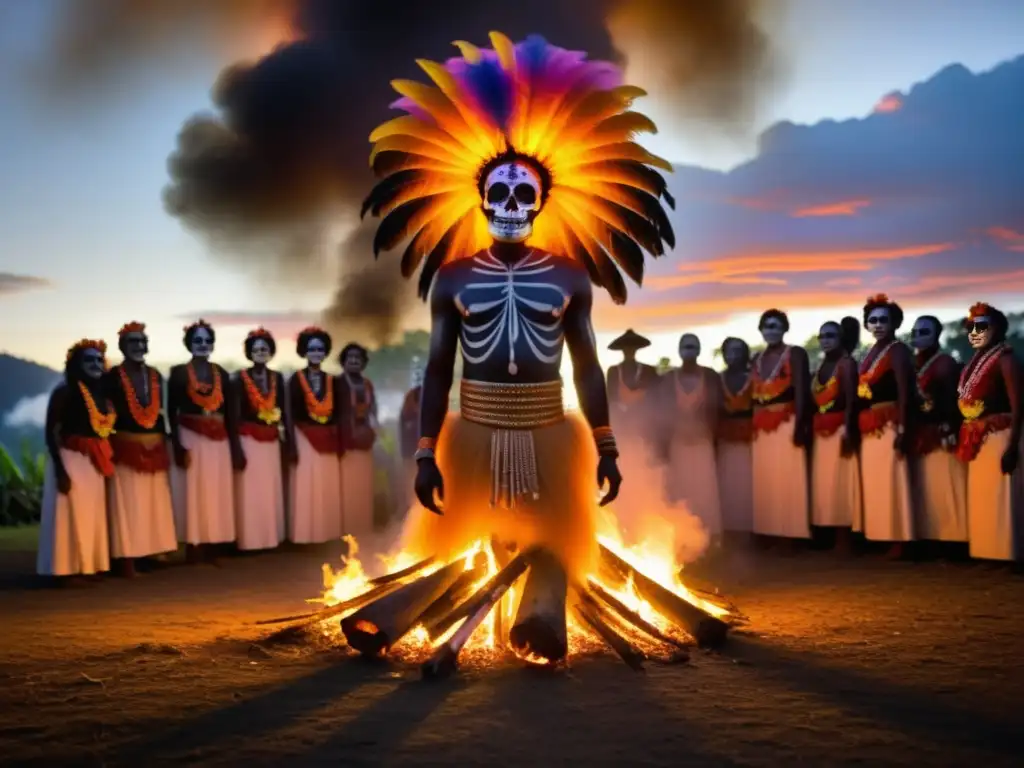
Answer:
[
  {"left": 56, "top": 466, "right": 72, "bottom": 495},
  {"left": 415, "top": 458, "right": 445, "bottom": 515},
  {"left": 1000, "top": 445, "right": 1018, "bottom": 475},
  {"left": 173, "top": 443, "right": 191, "bottom": 470},
  {"left": 597, "top": 454, "right": 622, "bottom": 507}
]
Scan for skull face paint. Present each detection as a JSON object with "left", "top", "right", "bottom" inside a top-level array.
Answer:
[
  {"left": 865, "top": 308, "right": 892, "bottom": 341},
  {"left": 679, "top": 334, "right": 701, "bottom": 363},
  {"left": 81, "top": 348, "right": 105, "bottom": 379},
  {"left": 818, "top": 323, "right": 840, "bottom": 354},
  {"left": 967, "top": 316, "right": 993, "bottom": 349},
  {"left": 250, "top": 339, "right": 272, "bottom": 365},
  {"left": 122, "top": 332, "right": 148, "bottom": 364},
  {"left": 483, "top": 162, "right": 541, "bottom": 243},
  {"left": 760, "top": 318, "right": 785, "bottom": 346},
  {"left": 305, "top": 338, "right": 326, "bottom": 367},
  {"left": 343, "top": 349, "right": 366, "bottom": 374},
  {"left": 190, "top": 326, "right": 213, "bottom": 359},
  {"left": 723, "top": 340, "right": 747, "bottom": 369},
  {"left": 910, "top": 318, "right": 938, "bottom": 351}
]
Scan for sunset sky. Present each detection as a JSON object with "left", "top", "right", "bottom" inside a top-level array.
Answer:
[{"left": 0, "top": 0, "right": 1022, "bottom": 375}]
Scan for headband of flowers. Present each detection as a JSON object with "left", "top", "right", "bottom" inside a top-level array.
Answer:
[
  {"left": 297, "top": 325, "right": 328, "bottom": 338},
  {"left": 866, "top": 292, "right": 890, "bottom": 306},
  {"left": 183, "top": 318, "right": 213, "bottom": 334},
  {"left": 118, "top": 321, "right": 146, "bottom": 337},
  {"left": 246, "top": 326, "right": 274, "bottom": 343},
  {"left": 66, "top": 338, "right": 107, "bottom": 365},
  {"left": 966, "top": 302, "right": 995, "bottom": 326}
]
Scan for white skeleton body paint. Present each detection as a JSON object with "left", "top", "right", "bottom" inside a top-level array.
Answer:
[
  {"left": 190, "top": 327, "right": 214, "bottom": 359},
  {"left": 483, "top": 162, "right": 542, "bottom": 243},
  {"left": 456, "top": 250, "right": 569, "bottom": 375},
  {"left": 968, "top": 315, "right": 993, "bottom": 349},
  {"left": 250, "top": 339, "right": 272, "bottom": 365}
]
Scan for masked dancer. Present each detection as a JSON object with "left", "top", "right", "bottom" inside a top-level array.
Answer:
[
  {"left": 751, "top": 309, "right": 812, "bottom": 543},
  {"left": 857, "top": 294, "right": 915, "bottom": 557},
  {"left": 232, "top": 328, "right": 287, "bottom": 551},
  {"left": 362, "top": 33, "right": 674, "bottom": 660},
  {"left": 810, "top": 318, "right": 862, "bottom": 548},
  {"left": 908, "top": 315, "right": 967, "bottom": 550},
  {"left": 105, "top": 322, "right": 176, "bottom": 576},
  {"left": 337, "top": 343, "right": 379, "bottom": 540},
  {"left": 37, "top": 339, "right": 114, "bottom": 582},
  {"left": 288, "top": 327, "right": 342, "bottom": 544},
  {"left": 664, "top": 334, "right": 722, "bottom": 539},
  {"left": 168, "top": 320, "right": 243, "bottom": 562},
  {"left": 717, "top": 337, "right": 754, "bottom": 539},
  {"left": 956, "top": 303, "right": 1022, "bottom": 561}
]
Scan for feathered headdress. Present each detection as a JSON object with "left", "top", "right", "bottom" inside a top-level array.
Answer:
[
  {"left": 362, "top": 32, "right": 676, "bottom": 303},
  {"left": 66, "top": 338, "right": 107, "bottom": 366}
]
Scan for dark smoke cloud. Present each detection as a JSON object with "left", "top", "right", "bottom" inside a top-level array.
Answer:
[{"left": 46, "top": 0, "right": 781, "bottom": 345}]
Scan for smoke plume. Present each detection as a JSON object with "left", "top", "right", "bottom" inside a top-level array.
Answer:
[{"left": 44, "top": 0, "right": 781, "bottom": 345}]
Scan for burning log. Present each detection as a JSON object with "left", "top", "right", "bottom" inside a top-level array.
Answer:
[
  {"left": 585, "top": 580, "right": 690, "bottom": 651},
  {"left": 599, "top": 544, "right": 729, "bottom": 649},
  {"left": 509, "top": 549, "right": 568, "bottom": 664},
  {"left": 490, "top": 538, "right": 516, "bottom": 648},
  {"left": 421, "top": 549, "right": 535, "bottom": 679},
  {"left": 341, "top": 559, "right": 467, "bottom": 656},
  {"left": 571, "top": 593, "right": 645, "bottom": 672},
  {"left": 413, "top": 554, "right": 488, "bottom": 632}
]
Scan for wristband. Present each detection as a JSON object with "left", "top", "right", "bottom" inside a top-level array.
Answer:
[
  {"left": 593, "top": 426, "right": 619, "bottom": 457},
  {"left": 414, "top": 436, "right": 437, "bottom": 462}
]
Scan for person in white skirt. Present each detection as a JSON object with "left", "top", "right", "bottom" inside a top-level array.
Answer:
[
  {"left": 338, "top": 343, "right": 379, "bottom": 542},
  {"left": 750, "top": 309, "right": 813, "bottom": 547},
  {"left": 809, "top": 318, "right": 862, "bottom": 551},
  {"left": 232, "top": 327, "right": 288, "bottom": 551},
  {"left": 908, "top": 315, "right": 967, "bottom": 556},
  {"left": 287, "top": 326, "right": 343, "bottom": 544},
  {"left": 168, "top": 320, "right": 245, "bottom": 563},
  {"left": 105, "top": 322, "right": 177, "bottom": 577},
  {"left": 663, "top": 333, "right": 723, "bottom": 544},
  {"left": 37, "top": 339, "right": 116, "bottom": 584},
  {"left": 856, "top": 294, "right": 916, "bottom": 559},
  {"left": 716, "top": 337, "right": 754, "bottom": 543},
  {"left": 954, "top": 303, "right": 1022, "bottom": 562}
]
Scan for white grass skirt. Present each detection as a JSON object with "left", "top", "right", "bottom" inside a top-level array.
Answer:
[
  {"left": 966, "top": 429, "right": 1022, "bottom": 561},
  {"left": 171, "top": 428, "right": 236, "bottom": 545},
  {"left": 37, "top": 449, "right": 110, "bottom": 576},
  {"left": 341, "top": 449, "right": 376, "bottom": 539},
  {"left": 752, "top": 427, "right": 810, "bottom": 538},
  {"left": 811, "top": 431, "right": 862, "bottom": 527},
  {"left": 108, "top": 463, "right": 177, "bottom": 558},
  {"left": 716, "top": 441, "right": 753, "bottom": 533},
  {"left": 667, "top": 437, "right": 722, "bottom": 535},
  {"left": 859, "top": 424, "right": 914, "bottom": 541},
  {"left": 288, "top": 430, "right": 343, "bottom": 544},
  {"left": 911, "top": 449, "right": 967, "bottom": 542},
  {"left": 234, "top": 435, "right": 285, "bottom": 551}
]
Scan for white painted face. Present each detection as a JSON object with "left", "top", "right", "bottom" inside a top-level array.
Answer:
[
  {"left": 760, "top": 317, "right": 785, "bottom": 346},
  {"left": 190, "top": 326, "right": 213, "bottom": 359},
  {"left": 305, "top": 338, "right": 326, "bottom": 366},
  {"left": 818, "top": 323, "right": 840, "bottom": 354},
  {"left": 967, "top": 315, "right": 993, "bottom": 349},
  {"left": 679, "top": 334, "right": 700, "bottom": 362},
  {"left": 865, "top": 307, "right": 892, "bottom": 341},
  {"left": 122, "top": 332, "right": 147, "bottom": 364},
  {"left": 483, "top": 162, "right": 541, "bottom": 242},
  {"left": 81, "top": 348, "right": 105, "bottom": 379},
  {"left": 250, "top": 338, "right": 272, "bottom": 365},
  {"left": 723, "top": 340, "right": 746, "bottom": 369},
  {"left": 910, "top": 317, "right": 938, "bottom": 351},
  {"left": 343, "top": 349, "right": 366, "bottom": 374}
]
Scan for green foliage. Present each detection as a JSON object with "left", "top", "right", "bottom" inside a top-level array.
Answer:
[
  {"left": 656, "top": 356, "right": 672, "bottom": 374},
  {"left": 0, "top": 440, "right": 46, "bottom": 527},
  {"left": 365, "top": 331, "right": 431, "bottom": 391}
]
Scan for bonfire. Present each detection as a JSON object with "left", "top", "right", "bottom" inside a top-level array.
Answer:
[{"left": 259, "top": 522, "right": 746, "bottom": 679}]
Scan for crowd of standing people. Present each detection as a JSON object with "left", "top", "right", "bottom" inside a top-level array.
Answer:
[
  {"left": 36, "top": 321, "right": 381, "bottom": 583},
  {"left": 608, "top": 295, "right": 1022, "bottom": 564}
]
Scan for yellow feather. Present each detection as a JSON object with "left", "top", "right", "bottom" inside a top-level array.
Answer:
[
  {"left": 451, "top": 40, "right": 482, "bottom": 64},
  {"left": 369, "top": 135, "right": 473, "bottom": 170},
  {"left": 489, "top": 31, "right": 516, "bottom": 72},
  {"left": 416, "top": 59, "right": 501, "bottom": 151},
  {"left": 377, "top": 178, "right": 475, "bottom": 218}
]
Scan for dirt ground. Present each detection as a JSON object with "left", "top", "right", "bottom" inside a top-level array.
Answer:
[{"left": 1, "top": 538, "right": 1022, "bottom": 768}]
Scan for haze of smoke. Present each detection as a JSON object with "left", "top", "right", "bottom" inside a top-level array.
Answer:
[
  {"left": 3, "top": 392, "right": 51, "bottom": 429},
  {"left": 43, "top": 0, "right": 782, "bottom": 346}
]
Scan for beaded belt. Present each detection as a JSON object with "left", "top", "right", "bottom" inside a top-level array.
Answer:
[{"left": 459, "top": 379, "right": 565, "bottom": 509}]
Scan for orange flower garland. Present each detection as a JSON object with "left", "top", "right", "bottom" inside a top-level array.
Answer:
[
  {"left": 812, "top": 369, "right": 840, "bottom": 413},
  {"left": 241, "top": 369, "right": 281, "bottom": 425},
  {"left": 857, "top": 340, "right": 897, "bottom": 400},
  {"left": 915, "top": 352, "right": 944, "bottom": 414},
  {"left": 299, "top": 370, "right": 334, "bottom": 424},
  {"left": 721, "top": 377, "right": 752, "bottom": 414},
  {"left": 77, "top": 382, "right": 116, "bottom": 438},
  {"left": 186, "top": 362, "right": 224, "bottom": 413},
  {"left": 957, "top": 342, "right": 1010, "bottom": 421},
  {"left": 751, "top": 348, "right": 791, "bottom": 404},
  {"left": 118, "top": 366, "right": 160, "bottom": 429}
]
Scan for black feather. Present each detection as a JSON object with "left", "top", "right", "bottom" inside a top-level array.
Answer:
[
  {"left": 373, "top": 196, "right": 438, "bottom": 256},
  {"left": 608, "top": 230, "right": 645, "bottom": 285},
  {"left": 399, "top": 228, "right": 428, "bottom": 277},
  {"left": 566, "top": 227, "right": 626, "bottom": 304},
  {"left": 611, "top": 184, "right": 676, "bottom": 250},
  {"left": 371, "top": 150, "right": 425, "bottom": 178},
  {"left": 603, "top": 201, "right": 664, "bottom": 257},
  {"left": 622, "top": 162, "right": 676, "bottom": 210},
  {"left": 416, "top": 211, "right": 468, "bottom": 300},
  {"left": 361, "top": 169, "right": 423, "bottom": 219}
]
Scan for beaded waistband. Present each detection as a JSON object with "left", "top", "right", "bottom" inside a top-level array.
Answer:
[{"left": 459, "top": 379, "right": 565, "bottom": 430}]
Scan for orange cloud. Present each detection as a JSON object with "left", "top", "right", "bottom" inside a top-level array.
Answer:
[
  {"left": 825, "top": 277, "right": 862, "bottom": 287},
  {"left": 792, "top": 199, "right": 871, "bottom": 218},
  {"left": 873, "top": 92, "right": 904, "bottom": 114},
  {"left": 987, "top": 226, "right": 1024, "bottom": 252},
  {"left": 646, "top": 242, "right": 956, "bottom": 290}
]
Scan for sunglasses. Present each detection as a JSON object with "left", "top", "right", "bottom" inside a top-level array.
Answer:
[
  {"left": 910, "top": 328, "right": 933, "bottom": 337},
  {"left": 966, "top": 321, "right": 990, "bottom": 333},
  {"left": 866, "top": 315, "right": 889, "bottom": 326},
  {"left": 818, "top": 331, "right": 838, "bottom": 340}
]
